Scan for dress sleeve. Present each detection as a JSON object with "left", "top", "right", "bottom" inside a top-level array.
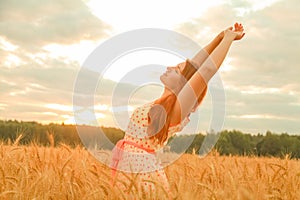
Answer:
[
  {"left": 129, "top": 103, "right": 152, "bottom": 129},
  {"left": 167, "top": 115, "right": 190, "bottom": 137}
]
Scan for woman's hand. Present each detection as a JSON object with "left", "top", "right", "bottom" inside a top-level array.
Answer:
[
  {"left": 220, "top": 22, "right": 245, "bottom": 41},
  {"left": 232, "top": 22, "right": 245, "bottom": 40},
  {"left": 223, "top": 22, "right": 245, "bottom": 41}
]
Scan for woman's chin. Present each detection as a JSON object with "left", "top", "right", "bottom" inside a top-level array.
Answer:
[
  {"left": 160, "top": 75, "right": 167, "bottom": 84},
  {"left": 159, "top": 75, "right": 164, "bottom": 82}
]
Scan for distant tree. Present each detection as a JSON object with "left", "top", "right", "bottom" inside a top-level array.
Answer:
[
  {"left": 0, "top": 120, "right": 300, "bottom": 158},
  {"left": 216, "top": 130, "right": 236, "bottom": 155},
  {"left": 185, "top": 134, "right": 205, "bottom": 154},
  {"left": 257, "top": 131, "right": 282, "bottom": 157}
]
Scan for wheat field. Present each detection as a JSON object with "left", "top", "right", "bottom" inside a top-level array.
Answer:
[{"left": 0, "top": 143, "right": 300, "bottom": 200}]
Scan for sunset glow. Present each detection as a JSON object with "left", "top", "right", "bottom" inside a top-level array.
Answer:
[{"left": 0, "top": 0, "right": 299, "bottom": 134}]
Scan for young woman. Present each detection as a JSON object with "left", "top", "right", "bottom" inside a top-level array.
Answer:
[{"left": 110, "top": 23, "right": 245, "bottom": 198}]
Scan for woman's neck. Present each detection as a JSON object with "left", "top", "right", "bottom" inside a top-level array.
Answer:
[
  {"left": 159, "top": 88, "right": 173, "bottom": 100},
  {"left": 153, "top": 88, "right": 171, "bottom": 104}
]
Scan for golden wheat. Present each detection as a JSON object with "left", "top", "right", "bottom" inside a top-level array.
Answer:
[{"left": 0, "top": 143, "right": 300, "bottom": 199}]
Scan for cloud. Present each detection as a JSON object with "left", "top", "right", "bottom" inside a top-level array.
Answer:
[
  {"left": 0, "top": 0, "right": 111, "bottom": 51},
  {"left": 1, "top": 0, "right": 299, "bottom": 134},
  {"left": 0, "top": 54, "right": 156, "bottom": 127},
  {"left": 0, "top": 0, "right": 113, "bottom": 124},
  {"left": 174, "top": 0, "right": 300, "bottom": 134}
]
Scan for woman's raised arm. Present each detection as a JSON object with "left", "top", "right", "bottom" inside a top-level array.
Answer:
[
  {"left": 189, "top": 23, "right": 245, "bottom": 70},
  {"left": 173, "top": 25, "right": 245, "bottom": 122},
  {"left": 189, "top": 31, "right": 224, "bottom": 69}
]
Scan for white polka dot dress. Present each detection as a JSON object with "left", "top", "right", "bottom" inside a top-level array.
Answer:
[{"left": 111, "top": 102, "right": 189, "bottom": 197}]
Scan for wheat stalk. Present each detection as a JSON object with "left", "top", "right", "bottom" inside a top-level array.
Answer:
[
  {"left": 0, "top": 143, "right": 300, "bottom": 199},
  {"left": 13, "top": 134, "right": 23, "bottom": 146}
]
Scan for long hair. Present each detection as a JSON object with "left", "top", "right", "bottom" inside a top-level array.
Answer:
[{"left": 147, "top": 59, "right": 208, "bottom": 144}]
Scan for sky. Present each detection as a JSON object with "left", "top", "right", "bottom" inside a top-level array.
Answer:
[{"left": 0, "top": 0, "right": 299, "bottom": 135}]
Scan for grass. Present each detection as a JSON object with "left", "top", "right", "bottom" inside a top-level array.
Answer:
[{"left": 0, "top": 143, "right": 299, "bottom": 199}]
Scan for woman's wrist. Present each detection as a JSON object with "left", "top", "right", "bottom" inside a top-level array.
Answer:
[
  {"left": 217, "top": 31, "right": 224, "bottom": 40},
  {"left": 223, "top": 31, "right": 236, "bottom": 41}
]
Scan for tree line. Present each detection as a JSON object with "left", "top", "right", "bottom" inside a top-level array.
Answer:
[{"left": 0, "top": 120, "right": 299, "bottom": 158}]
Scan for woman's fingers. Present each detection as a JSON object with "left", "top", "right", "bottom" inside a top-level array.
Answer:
[
  {"left": 229, "top": 22, "right": 245, "bottom": 40},
  {"left": 224, "top": 23, "right": 245, "bottom": 40},
  {"left": 241, "top": 32, "right": 246, "bottom": 38},
  {"left": 234, "top": 22, "right": 244, "bottom": 31},
  {"left": 226, "top": 26, "right": 233, "bottom": 31}
]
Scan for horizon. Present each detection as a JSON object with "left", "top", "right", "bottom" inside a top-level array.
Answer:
[{"left": 1, "top": 118, "right": 298, "bottom": 136}]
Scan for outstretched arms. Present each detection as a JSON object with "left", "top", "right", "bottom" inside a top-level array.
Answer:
[
  {"left": 189, "top": 31, "right": 224, "bottom": 69},
  {"left": 173, "top": 24, "right": 245, "bottom": 123},
  {"left": 190, "top": 23, "right": 245, "bottom": 70}
]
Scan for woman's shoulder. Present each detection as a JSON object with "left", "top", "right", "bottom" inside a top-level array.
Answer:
[
  {"left": 130, "top": 102, "right": 154, "bottom": 122},
  {"left": 134, "top": 101, "right": 154, "bottom": 113}
]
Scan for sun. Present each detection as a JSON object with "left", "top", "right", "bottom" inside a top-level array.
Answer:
[{"left": 85, "top": 0, "right": 226, "bottom": 32}]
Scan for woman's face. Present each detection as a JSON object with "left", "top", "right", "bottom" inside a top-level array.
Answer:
[{"left": 160, "top": 62, "right": 185, "bottom": 92}]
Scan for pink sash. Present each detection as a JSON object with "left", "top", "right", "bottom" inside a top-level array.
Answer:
[{"left": 110, "top": 139, "right": 155, "bottom": 186}]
